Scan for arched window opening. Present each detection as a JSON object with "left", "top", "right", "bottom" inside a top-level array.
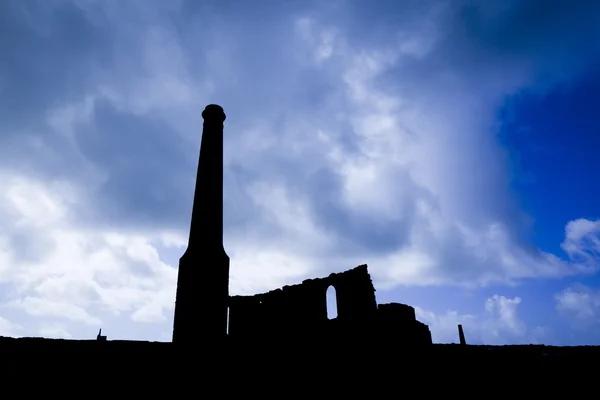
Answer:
[{"left": 326, "top": 285, "right": 338, "bottom": 320}]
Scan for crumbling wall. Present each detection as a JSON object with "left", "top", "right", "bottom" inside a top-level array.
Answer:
[
  {"left": 377, "top": 303, "right": 416, "bottom": 323},
  {"left": 228, "top": 264, "right": 377, "bottom": 339},
  {"left": 376, "top": 302, "right": 433, "bottom": 345},
  {"left": 331, "top": 265, "right": 378, "bottom": 321}
]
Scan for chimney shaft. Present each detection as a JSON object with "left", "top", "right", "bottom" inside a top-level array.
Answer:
[
  {"left": 172, "top": 104, "right": 230, "bottom": 345},
  {"left": 187, "top": 105, "right": 226, "bottom": 250}
]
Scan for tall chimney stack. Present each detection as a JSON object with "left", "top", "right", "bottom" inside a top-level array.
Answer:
[{"left": 172, "top": 104, "right": 230, "bottom": 345}]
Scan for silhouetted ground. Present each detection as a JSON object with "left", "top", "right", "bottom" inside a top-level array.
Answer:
[
  {"left": 3, "top": 335, "right": 599, "bottom": 358},
  {"left": 1, "top": 335, "right": 594, "bottom": 394}
]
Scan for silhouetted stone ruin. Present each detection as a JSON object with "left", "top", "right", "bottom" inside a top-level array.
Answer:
[
  {"left": 229, "top": 264, "right": 432, "bottom": 346},
  {"left": 167, "top": 104, "right": 433, "bottom": 347}
]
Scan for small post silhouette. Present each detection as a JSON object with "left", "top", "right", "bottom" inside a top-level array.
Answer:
[
  {"left": 458, "top": 324, "right": 466, "bottom": 345},
  {"left": 97, "top": 329, "right": 107, "bottom": 341}
]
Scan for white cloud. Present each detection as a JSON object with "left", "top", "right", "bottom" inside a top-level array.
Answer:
[
  {"left": 561, "top": 219, "right": 600, "bottom": 264},
  {"left": 417, "top": 295, "right": 549, "bottom": 345},
  {"left": 39, "top": 323, "right": 73, "bottom": 339},
  {"left": 294, "top": 17, "right": 340, "bottom": 64},
  {"left": 0, "top": 172, "right": 178, "bottom": 337},
  {"left": 0, "top": 316, "right": 21, "bottom": 337},
  {"left": 8, "top": 297, "right": 101, "bottom": 325},
  {"left": 555, "top": 284, "right": 600, "bottom": 325}
]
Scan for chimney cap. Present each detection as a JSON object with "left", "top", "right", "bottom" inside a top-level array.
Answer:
[{"left": 202, "top": 104, "right": 226, "bottom": 122}]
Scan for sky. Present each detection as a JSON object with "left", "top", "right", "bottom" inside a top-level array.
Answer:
[{"left": 1, "top": 0, "right": 600, "bottom": 346}]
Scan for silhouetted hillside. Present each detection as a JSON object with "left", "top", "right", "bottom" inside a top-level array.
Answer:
[{"left": 2, "top": 335, "right": 599, "bottom": 358}]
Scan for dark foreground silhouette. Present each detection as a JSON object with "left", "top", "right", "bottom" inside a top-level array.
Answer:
[{"left": 2, "top": 334, "right": 599, "bottom": 356}]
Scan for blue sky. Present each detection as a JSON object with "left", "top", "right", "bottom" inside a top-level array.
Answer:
[{"left": 1, "top": 0, "right": 600, "bottom": 345}]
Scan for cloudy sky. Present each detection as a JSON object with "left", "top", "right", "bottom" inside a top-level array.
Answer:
[{"left": 1, "top": 0, "right": 600, "bottom": 345}]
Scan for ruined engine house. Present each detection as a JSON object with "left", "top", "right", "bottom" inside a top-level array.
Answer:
[
  {"left": 173, "top": 104, "right": 432, "bottom": 347},
  {"left": 229, "top": 265, "right": 432, "bottom": 345}
]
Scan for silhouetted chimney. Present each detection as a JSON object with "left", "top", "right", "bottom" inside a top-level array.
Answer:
[
  {"left": 172, "top": 104, "right": 230, "bottom": 345},
  {"left": 458, "top": 324, "right": 466, "bottom": 345},
  {"left": 96, "top": 329, "right": 106, "bottom": 341}
]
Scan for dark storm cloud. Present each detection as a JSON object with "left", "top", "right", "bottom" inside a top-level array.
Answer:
[
  {"left": 68, "top": 99, "right": 196, "bottom": 230},
  {"left": 445, "top": 0, "right": 600, "bottom": 87},
  {"left": 0, "top": 1, "right": 112, "bottom": 133}
]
